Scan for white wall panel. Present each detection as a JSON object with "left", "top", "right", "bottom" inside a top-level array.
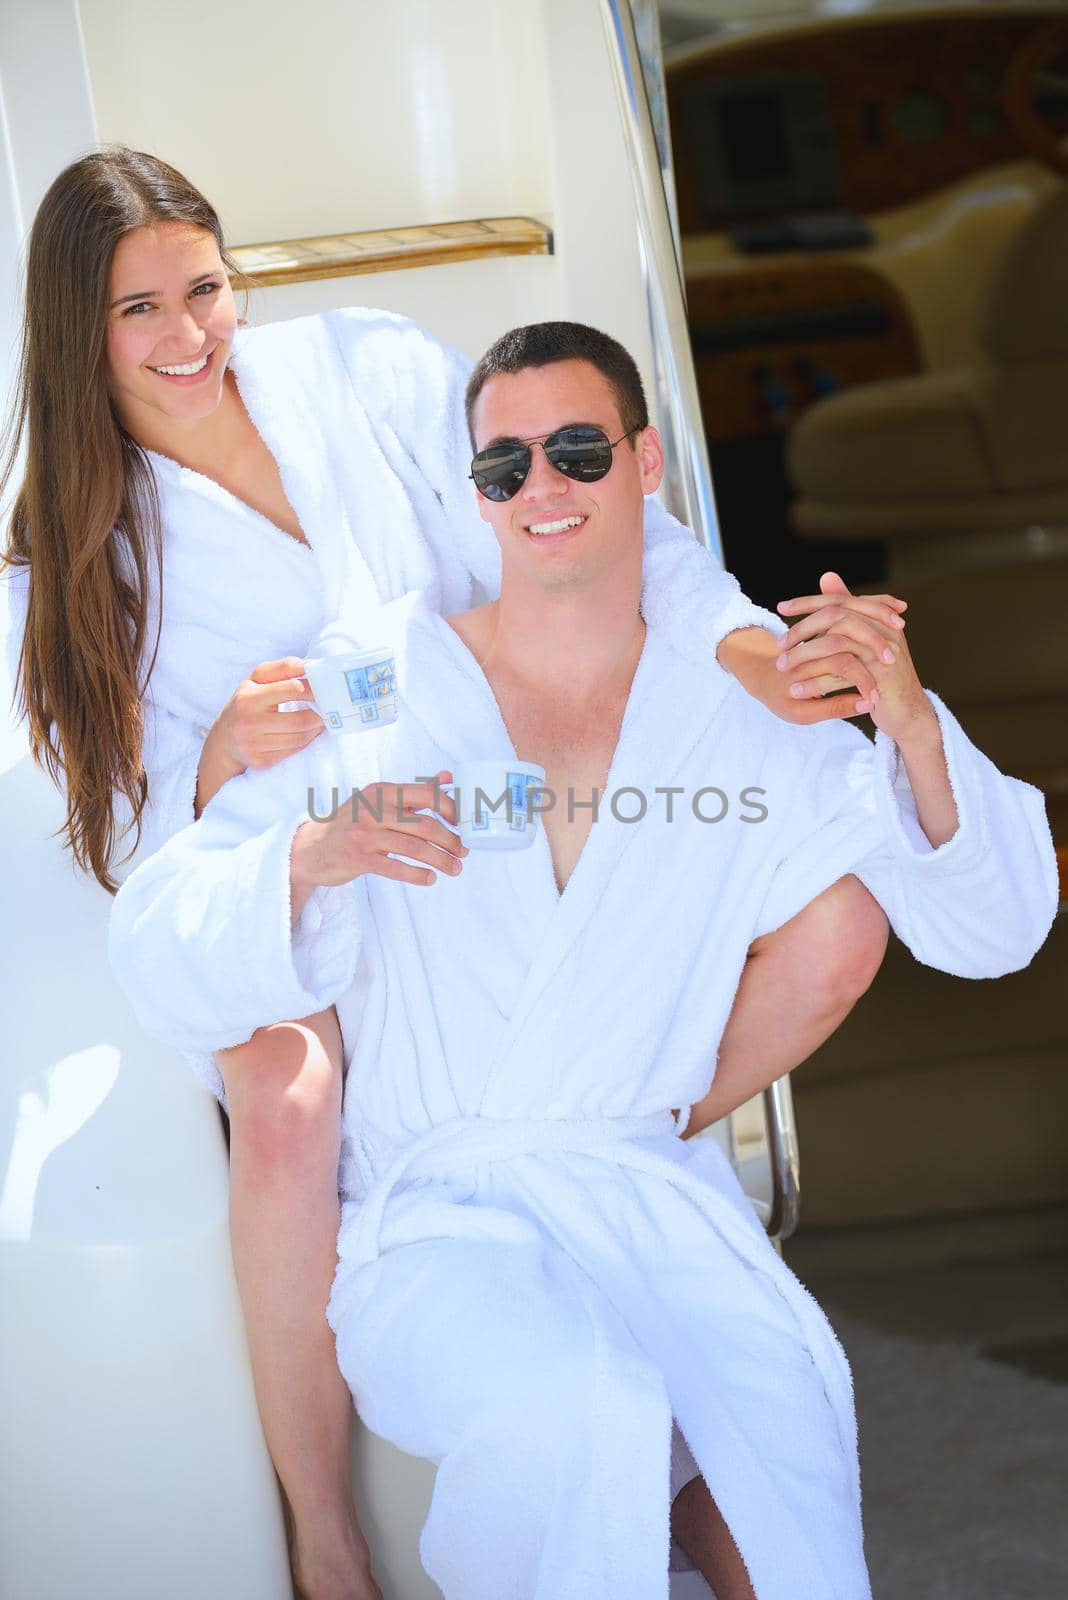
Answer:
[{"left": 79, "top": 0, "right": 554, "bottom": 241}]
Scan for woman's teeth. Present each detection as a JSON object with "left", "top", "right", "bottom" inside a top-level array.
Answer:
[
  {"left": 528, "top": 515, "right": 586, "bottom": 536},
  {"left": 151, "top": 352, "right": 210, "bottom": 376}
]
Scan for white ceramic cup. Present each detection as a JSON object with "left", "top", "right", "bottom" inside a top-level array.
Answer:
[
  {"left": 302, "top": 646, "right": 398, "bottom": 735},
  {"left": 448, "top": 760, "right": 547, "bottom": 851}
]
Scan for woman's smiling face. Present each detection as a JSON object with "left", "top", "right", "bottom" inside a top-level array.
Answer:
[{"left": 105, "top": 221, "right": 238, "bottom": 437}]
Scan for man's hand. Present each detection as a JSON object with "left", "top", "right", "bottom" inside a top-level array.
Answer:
[
  {"left": 717, "top": 573, "right": 908, "bottom": 724},
  {"left": 290, "top": 772, "right": 467, "bottom": 923},
  {"left": 776, "top": 571, "right": 936, "bottom": 744}
]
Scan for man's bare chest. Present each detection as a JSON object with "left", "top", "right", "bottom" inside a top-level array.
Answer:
[{"left": 493, "top": 689, "right": 627, "bottom": 893}]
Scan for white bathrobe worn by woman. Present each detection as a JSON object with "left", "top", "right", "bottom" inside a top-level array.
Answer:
[
  {"left": 108, "top": 592, "right": 1058, "bottom": 1600},
  {"left": 4, "top": 307, "right": 779, "bottom": 878}
]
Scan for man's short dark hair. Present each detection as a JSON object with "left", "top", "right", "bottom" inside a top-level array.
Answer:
[{"left": 464, "top": 321, "right": 649, "bottom": 444}]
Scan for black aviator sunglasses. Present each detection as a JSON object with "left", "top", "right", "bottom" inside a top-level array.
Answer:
[{"left": 469, "top": 424, "right": 641, "bottom": 502}]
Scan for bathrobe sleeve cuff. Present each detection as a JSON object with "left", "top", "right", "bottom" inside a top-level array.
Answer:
[
  {"left": 638, "top": 495, "right": 785, "bottom": 670},
  {"left": 751, "top": 685, "right": 1058, "bottom": 975},
  {"left": 870, "top": 691, "right": 989, "bottom": 877},
  {"left": 177, "top": 848, "right": 360, "bottom": 1114},
  {"left": 855, "top": 689, "right": 1059, "bottom": 974},
  {"left": 109, "top": 807, "right": 363, "bottom": 1059},
  {"left": 223, "top": 810, "right": 363, "bottom": 1036},
  {"left": 288, "top": 870, "right": 363, "bottom": 1000}
]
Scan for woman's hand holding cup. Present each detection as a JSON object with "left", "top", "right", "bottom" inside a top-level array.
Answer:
[
  {"left": 207, "top": 656, "right": 325, "bottom": 781},
  {"left": 195, "top": 657, "right": 325, "bottom": 817},
  {"left": 290, "top": 770, "right": 467, "bottom": 917}
]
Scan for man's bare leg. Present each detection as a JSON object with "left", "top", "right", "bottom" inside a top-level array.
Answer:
[
  {"left": 672, "top": 1476, "right": 756, "bottom": 1600},
  {"left": 679, "top": 873, "right": 889, "bottom": 1138},
  {"left": 218, "top": 1007, "right": 382, "bottom": 1600}
]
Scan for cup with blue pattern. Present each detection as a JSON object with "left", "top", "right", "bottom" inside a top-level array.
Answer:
[
  {"left": 303, "top": 645, "right": 398, "bottom": 735},
  {"left": 448, "top": 760, "right": 547, "bottom": 851}
]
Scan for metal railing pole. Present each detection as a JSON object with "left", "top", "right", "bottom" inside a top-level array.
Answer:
[
  {"left": 598, "top": 0, "right": 722, "bottom": 561},
  {"left": 599, "top": 0, "right": 802, "bottom": 1241}
]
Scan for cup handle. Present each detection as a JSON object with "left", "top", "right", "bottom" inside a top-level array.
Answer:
[{"left": 279, "top": 680, "right": 319, "bottom": 715}]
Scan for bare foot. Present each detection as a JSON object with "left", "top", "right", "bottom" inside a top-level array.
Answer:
[
  {"left": 284, "top": 1496, "right": 382, "bottom": 1600},
  {"left": 290, "top": 1538, "right": 383, "bottom": 1600}
]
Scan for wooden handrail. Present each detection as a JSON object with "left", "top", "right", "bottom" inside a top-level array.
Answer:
[{"left": 228, "top": 216, "right": 553, "bottom": 287}]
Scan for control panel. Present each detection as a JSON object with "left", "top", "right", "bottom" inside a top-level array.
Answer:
[
  {"left": 686, "top": 261, "right": 920, "bottom": 442},
  {"left": 668, "top": 4, "right": 1068, "bottom": 228}
]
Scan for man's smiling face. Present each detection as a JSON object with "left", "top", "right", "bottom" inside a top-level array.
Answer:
[{"left": 470, "top": 358, "right": 664, "bottom": 594}]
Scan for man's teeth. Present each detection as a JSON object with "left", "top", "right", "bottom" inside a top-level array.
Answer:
[
  {"left": 527, "top": 515, "right": 586, "bottom": 536},
  {"left": 152, "top": 353, "right": 209, "bottom": 376}
]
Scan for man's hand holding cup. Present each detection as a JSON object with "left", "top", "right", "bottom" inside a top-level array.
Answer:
[{"left": 290, "top": 770, "right": 467, "bottom": 922}]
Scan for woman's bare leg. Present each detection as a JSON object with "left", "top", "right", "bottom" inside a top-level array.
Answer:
[
  {"left": 217, "top": 1007, "right": 381, "bottom": 1600},
  {"left": 671, "top": 1476, "right": 756, "bottom": 1600},
  {"left": 680, "top": 874, "right": 889, "bottom": 1138}
]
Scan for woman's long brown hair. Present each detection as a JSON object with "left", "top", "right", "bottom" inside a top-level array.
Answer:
[{"left": 1, "top": 147, "right": 237, "bottom": 893}]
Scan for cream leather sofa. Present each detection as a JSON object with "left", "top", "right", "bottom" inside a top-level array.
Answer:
[{"left": 788, "top": 181, "right": 1068, "bottom": 542}]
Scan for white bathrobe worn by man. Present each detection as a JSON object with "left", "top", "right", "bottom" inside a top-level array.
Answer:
[{"left": 110, "top": 585, "right": 1058, "bottom": 1600}]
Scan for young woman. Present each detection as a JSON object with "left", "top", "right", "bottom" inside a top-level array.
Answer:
[{"left": 2, "top": 147, "right": 895, "bottom": 1599}]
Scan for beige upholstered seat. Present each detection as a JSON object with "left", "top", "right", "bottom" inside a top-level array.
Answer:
[
  {"left": 788, "top": 555, "right": 1068, "bottom": 1229},
  {"left": 786, "top": 251, "right": 1068, "bottom": 1219},
  {"left": 793, "top": 915, "right": 1068, "bottom": 1229},
  {"left": 788, "top": 182, "right": 1068, "bottom": 541}
]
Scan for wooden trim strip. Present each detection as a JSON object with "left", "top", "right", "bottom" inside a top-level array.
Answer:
[{"left": 228, "top": 216, "right": 553, "bottom": 286}]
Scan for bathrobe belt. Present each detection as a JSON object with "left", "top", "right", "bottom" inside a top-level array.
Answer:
[
  {"left": 340, "top": 1104, "right": 862, "bottom": 1484},
  {"left": 344, "top": 1109, "right": 684, "bottom": 1269}
]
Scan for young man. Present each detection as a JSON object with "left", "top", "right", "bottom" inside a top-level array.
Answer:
[{"left": 111, "top": 323, "right": 1056, "bottom": 1599}]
